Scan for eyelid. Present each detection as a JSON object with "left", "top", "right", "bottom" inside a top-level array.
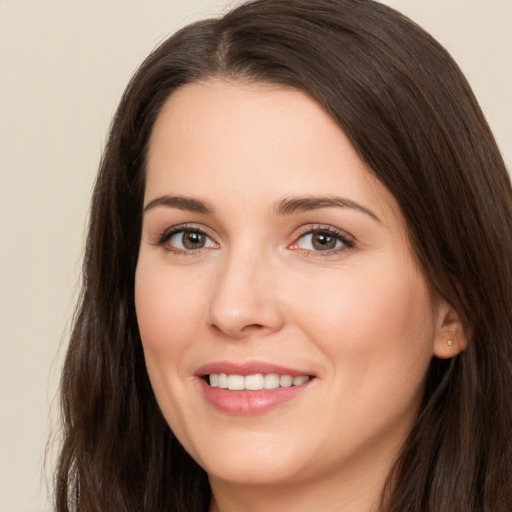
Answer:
[
  {"left": 154, "top": 223, "right": 219, "bottom": 251},
  {"left": 288, "top": 224, "right": 355, "bottom": 253},
  {"left": 150, "top": 222, "right": 354, "bottom": 256}
]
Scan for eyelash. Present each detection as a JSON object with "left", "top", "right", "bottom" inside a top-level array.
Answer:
[
  {"left": 155, "top": 224, "right": 218, "bottom": 254},
  {"left": 289, "top": 224, "right": 355, "bottom": 257},
  {"left": 154, "top": 223, "right": 355, "bottom": 256}
]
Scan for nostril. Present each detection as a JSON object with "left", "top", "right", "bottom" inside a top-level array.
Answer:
[{"left": 242, "top": 323, "right": 265, "bottom": 332}]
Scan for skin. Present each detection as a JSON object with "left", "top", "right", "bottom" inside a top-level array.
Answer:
[{"left": 135, "top": 80, "right": 465, "bottom": 512}]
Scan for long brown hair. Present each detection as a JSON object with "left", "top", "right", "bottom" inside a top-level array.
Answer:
[{"left": 55, "top": 1, "right": 512, "bottom": 510}]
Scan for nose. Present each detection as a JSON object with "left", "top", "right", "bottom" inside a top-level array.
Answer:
[{"left": 207, "top": 248, "right": 284, "bottom": 339}]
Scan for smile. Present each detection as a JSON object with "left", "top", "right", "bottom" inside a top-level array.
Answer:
[
  {"left": 196, "top": 362, "right": 316, "bottom": 414},
  {"left": 208, "top": 373, "right": 310, "bottom": 390}
]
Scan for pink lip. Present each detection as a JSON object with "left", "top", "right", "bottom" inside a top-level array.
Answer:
[
  {"left": 194, "top": 360, "right": 315, "bottom": 416},
  {"left": 195, "top": 360, "right": 312, "bottom": 377}
]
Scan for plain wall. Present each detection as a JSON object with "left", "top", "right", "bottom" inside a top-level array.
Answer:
[{"left": 0, "top": 1, "right": 510, "bottom": 510}]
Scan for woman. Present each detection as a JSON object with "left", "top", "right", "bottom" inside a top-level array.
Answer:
[{"left": 55, "top": 0, "right": 512, "bottom": 510}]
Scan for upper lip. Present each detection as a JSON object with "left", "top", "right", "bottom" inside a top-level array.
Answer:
[{"left": 195, "top": 360, "right": 314, "bottom": 378}]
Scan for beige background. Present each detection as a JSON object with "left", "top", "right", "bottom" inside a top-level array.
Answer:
[{"left": 1, "top": 1, "right": 510, "bottom": 510}]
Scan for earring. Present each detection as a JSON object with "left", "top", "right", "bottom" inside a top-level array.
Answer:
[{"left": 447, "top": 339, "right": 454, "bottom": 348}]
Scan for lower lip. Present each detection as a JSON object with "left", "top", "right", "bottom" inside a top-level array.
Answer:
[{"left": 197, "top": 378, "right": 313, "bottom": 415}]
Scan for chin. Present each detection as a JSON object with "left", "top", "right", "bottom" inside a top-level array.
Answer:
[
  {"left": 205, "top": 460, "right": 300, "bottom": 487},
  {"left": 188, "top": 432, "right": 309, "bottom": 486}
]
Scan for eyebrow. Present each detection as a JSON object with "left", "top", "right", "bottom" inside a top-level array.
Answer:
[
  {"left": 274, "top": 195, "right": 381, "bottom": 223},
  {"left": 143, "top": 194, "right": 380, "bottom": 223},
  {"left": 143, "top": 195, "right": 214, "bottom": 214}
]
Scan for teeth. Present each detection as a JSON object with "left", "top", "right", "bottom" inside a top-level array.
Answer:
[
  {"left": 280, "top": 375, "right": 293, "bottom": 387},
  {"left": 218, "top": 373, "right": 228, "bottom": 389},
  {"left": 245, "top": 373, "right": 264, "bottom": 390},
  {"left": 264, "top": 373, "right": 280, "bottom": 389},
  {"left": 207, "top": 373, "right": 310, "bottom": 390},
  {"left": 292, "top": 376, "right": 310, "bottom": 386},
  {"left": 227, "top": 374, "right": 245, "bottom": 390}
]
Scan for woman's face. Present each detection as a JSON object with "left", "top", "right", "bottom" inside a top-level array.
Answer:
[{"left": 135, "top": 80, "right": 455, "bottom": 492}]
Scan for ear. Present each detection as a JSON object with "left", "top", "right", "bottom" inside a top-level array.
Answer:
[{"left": 432, "top": 300, "right": 468, "bottom": 359}]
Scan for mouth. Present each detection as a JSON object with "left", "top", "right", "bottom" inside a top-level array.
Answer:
[
  {"left": 195, "top": 362, "right": 315, "bottom": 414},
  {"left": 206, "top": 373, "right": 311, "bottom": 391}
]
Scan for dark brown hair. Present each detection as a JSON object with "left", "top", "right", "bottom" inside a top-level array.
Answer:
[{"left": 55, "top": 1, "right": 512, "bottom": 510}]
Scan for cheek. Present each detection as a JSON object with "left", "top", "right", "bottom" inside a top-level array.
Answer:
[
  {"left": 134, "top": 263, "right": 205, "bottom": 355},
  {"left": 292, "top": 259, "right": 436, "bottom": 379},
  {"left": 134, "top": 262, "right": 206, "bottom": 438},
  {"left": 300, "top": 265, "right": 436, "bottom": 444}
]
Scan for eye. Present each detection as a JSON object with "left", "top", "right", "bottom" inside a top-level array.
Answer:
[
  {"left": 160, "top": 227, "right": 218, "bottom": 252},
  {"left": 290, "top": 226, "right": 354, "bottom": 254}
]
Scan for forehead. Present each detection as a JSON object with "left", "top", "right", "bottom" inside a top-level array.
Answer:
[{"left": 145, "top": 79, "right": 398, "bottom": 223}]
